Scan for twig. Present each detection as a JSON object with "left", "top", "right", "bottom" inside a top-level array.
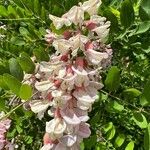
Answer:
[
  {"left": 100, "top": 90, "right": 150, "bottom": 115},
  {"left": 0, "top": 18, "right": 37, "bottom": 21},
  {"left": 0, "top": 102, "right": 25, "bottom": 120},
  {"left": 0, "top": 91, "right": 38, "bottom": 121}
]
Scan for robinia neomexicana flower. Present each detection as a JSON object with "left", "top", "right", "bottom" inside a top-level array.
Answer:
[
  {"left": 23, "top": 0, "right": 113, "bottom": 149},
  {"left": 0, "top": 112, "right": 14, "bottom": 150}
]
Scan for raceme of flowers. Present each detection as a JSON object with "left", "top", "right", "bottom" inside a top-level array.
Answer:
[
  {"left": 23, "top": 0, "right": 113, "bottom": 149},
  {"left": 0, "top": 112, "right": 13, "bottom": 150}
]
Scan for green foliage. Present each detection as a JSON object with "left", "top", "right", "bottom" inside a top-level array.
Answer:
[
  {"left": 19, "top": 84, "right": 32, "bottom": 100},
  {"left": 3, "top": 73, "right": 21, "bottom": 96},
  {"left": 142, "top": 78, "right": 150, "bottom": 104},
  {"left": 104, "top": 66, "right": 120, "bottom": 91},
  {"left": 139, "top": 0, "right": 150, "bottom": 20},
  {"left": 9, "top": 58, "right": 24, "bottom": 81},
  {"left": 125, "top": 141, "right": 134, "bottom": 150},
  {"left": 18, "top": 52, "right": 35, "bottom": 74},
  {"left": 133, "top": 112, "right": 148, "bottom": 129},
  {"left": 33, "top": 48, "right": 49, "bottom": 62},
  {"left": 120, "top": 0, "right": 135, "bottom": 28},
  {"left": 144, "top": 123, "right": 150, "bottom": 150},
  {"left": 114, "top": 134, "right": 125, "bottom": 147}
]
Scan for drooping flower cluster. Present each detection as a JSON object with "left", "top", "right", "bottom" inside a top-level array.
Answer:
[
  {"left": 24, "top": 0, "right": 112, "bottom": 149},
  {"left": 0, "top": 112, "right": 13, "bottom": 150}
]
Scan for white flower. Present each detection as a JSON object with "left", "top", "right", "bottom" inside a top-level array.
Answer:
[
  {"left": 85, "top": 49, "right": 109, "bottom": 65},
  {"left": 46, "top": 118, "right": 66, "bottom": 140},
  {"left": 35, "top": 81, "right": 54, "bottom": 92},
  {"left": 69, "top": 34, "right": 89, "bottom": 56},
  {"left": 60, "top": 108, "right": 81, "bottom": 125},
  {"left": 73, "top": 85, "right": 101, "bottom": 110},
  {"left": 81, "top": 0, "right": 102, "bottom": 16},
  {"left": 51, "top": 90, "right": 72, "bottom": 108},
  {"left": 77, "top": 123, "right": 91, "bottom": 138},
  {"left": 45, "top": 29, "right": 57, "bottom": 43},
  {"left": 92, "top": 22, "right": 110, "bottom": 40},
  {"left": 49, "top": 14, "right": 71, "bottom": 30},
  {"left": 30, "top": 100, "right": 51, "bottom": 119},
  {"left": 60, "top": 107, "right": 89, "bottom": 125},
  {"left": 62, "top": 6, "right": 84, "bottom": 25},
  {"left": 59, "top": 135, "right": 77, "bottom": 147},
  {"left": 40, "top": 144, "right": 53, "bottom": 150},
  {"left": 52, "top": 39, "right": 71, "bottom": 55}
]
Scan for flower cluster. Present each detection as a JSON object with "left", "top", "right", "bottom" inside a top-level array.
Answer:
[
  {"left": 24, "top": 0, "right": 112, "bottom": 149},
  {"left": 0, "top": 112, "right": 13, "bottom": 150}
]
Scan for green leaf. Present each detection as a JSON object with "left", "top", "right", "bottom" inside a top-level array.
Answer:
[
  {"left": 103, "top": 122, "right": 113, "bottom": 133},
  {"left": 123, "top": 88, "right": 142, "bottom": 98},
  {"left": 0, "top": 5, "right": 8, "bottom": 17},
  {"left": 133, "top": 112, "right": 148, "bottom": 129},
  {"left": 41, "top": 6, "right": 46, "bottom": 20},
  {"left": 0, "top": 75, "right": 8, "bottom": 89},
  {"left": 125, "top": 141, "right": 134, "bottom": 150},
  {"left": 112, "top": 101, "right": 124, "bottom": 112},
  {"left": 0, "top": 98, "right": 6, "bottom": 111},
  {"left": 114, "top": 134, "right": 125, "bottom": 147},
  {"left": 105, "top": 66, "right": 120, "bottom": 91},
  {"left": 140, "top": 95, "right": 149, "bottom": 106},
  {"left": 84, "top": 135, "right": 97, "bottom": 149},
  {"left": 3, "top": 73, "right": 21, "bottom": 96},
  {"left": 24, "top": 136, "right": 33, "bottom": 144},
  {"left": 19, "top": 84, "right": 32, "bottom": 100},
  {"left": 142, "top": 78, "right": 150, "bottom": 104},
  {"left": 19, "top": 27, "right": 30, "bottom": 37},
  {"left": 0, "top": 65, "right": 6, "bottom": 75},
  {"left": 120, "top": 0, "right": 135, "bottom": 28},
  {"left": 34, "top": 0, "right": 40, "bottom": 14},
  {"left": 103, "top": 9, "right": 118, "bottom": 32},
  {"left": 16, "top": 7, "right": 25, "bottom": 18},
  {"left": 16, "top": 125, "right": 23, "bottom": 134},
  {"left": 18, "top": 52, "right": 35, "bottom": 74},
  {"left": 107, "top": 125, "right": 116, "bottom": 140},
  {"left": 10, "top": 37, "right": 25, "bottom": 46},
  {"left": 9, "top": 58, "right": 24, "bottom": 81},
  {"left": 33, "top": 48, "right": 49, "bottom": 62},
  {"left": 80, "top": 142, "right": 85, "bottom": 150},
  {"left": 135, "top": 21, "right": 150, "bottom": 35},
  {"left": 144, "top": 123, "right": 150, "bottom": 150},
  {"left": 139, "top": 0, "right": 150, "bottom": 21},
  {"left": 7, "top": 5, "right": 17, "bottom": 17}
]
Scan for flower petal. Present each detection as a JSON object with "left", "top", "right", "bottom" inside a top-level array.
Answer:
[
  {"left": 60, "top": 108, "right": 81, "bottom": 125},
  {"left": 59, "top": 135, "right": 77, "bottom": 147},
  {"left": 35, "top": 81, "right": 54, "bottom": 92}
]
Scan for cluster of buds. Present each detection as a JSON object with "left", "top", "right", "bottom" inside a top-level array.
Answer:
[
  {"left": 24, "top": 0, "right": 112, "bottom": 149},
  {"left": 0, "top": 112, "right": 13, "bottom": 150}
]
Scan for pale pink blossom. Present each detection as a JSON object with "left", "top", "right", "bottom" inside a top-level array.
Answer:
[
  {"left": 0, "top": 112, "right": 13, "bottom": 150},
  {"left": 62, "top": 6, "right": 84, "bottom": 26},
  {"left": 81, "top": 0, "right": 102, "bottom": 15},
  {"left": 49, "top": 15, "right": 71, "bottom": 30},
  {"left": 45, "top": 29, "right": 57, "bottom": 43},
  {"left": 46, "top": 118, "right": 66, "bottom": 140},
  {"left": 23, "top": 1, "right": 112, "bottom": 149}
]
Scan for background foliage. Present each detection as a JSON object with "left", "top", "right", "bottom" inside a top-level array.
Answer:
[{"left": 0, "top": 0, "right": 150, "bottom": 149}]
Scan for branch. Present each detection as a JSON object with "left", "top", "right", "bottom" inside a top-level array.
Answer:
[{"left": 100, "top": 90, "right": 150, "bottom": 115}]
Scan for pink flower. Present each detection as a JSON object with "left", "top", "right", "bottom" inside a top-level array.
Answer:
[
  {"left": 62, "top": 6, "right": 84, "bottom": 26},
  {"left": 45, "top": 29, "right": 56, "bottom": 43},
  {"left": 0, "top": 112, "right": 13, "bottom": 150},
  {"left": 46, "top": 118, "right": 67, "bottom": 140},
  {"left": 81, "top": 0, "right": 102, "bottom": 16},
  {"left": 23, "top": 1, "right": 112, "bottom": 149},
  {"left": 49, "top": 14, "right": 71, "bottom": 30}
]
